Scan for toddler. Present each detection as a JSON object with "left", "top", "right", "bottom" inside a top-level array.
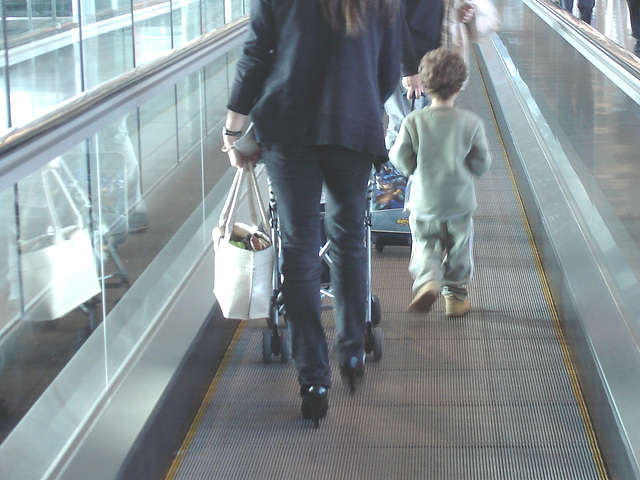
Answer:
[{"left": 389, "top": 48, "right": 491, "bottom": 316}]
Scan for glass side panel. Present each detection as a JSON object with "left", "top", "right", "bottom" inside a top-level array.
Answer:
[
  {"left": 133, "top": 5, "right": 174, "bottom": 65},
  {"left": 176, "top": 70, "right": 204, "bottom": 163},
  {"left": 138, "top": 85, "right": 179, "bottom": 190},
  {"left": 202, "top": 0, "right": 224, "bottom": 33},
  {"left": 0, "top": 4, "right": 245, "bottom": 472},
  {"left": 0, "top": 0, "right": 246, "bottom": 131},
  {"left": 81, "top": 16, "right": 135, "bottom": 89},
  {"left": 172, "top": 0, "right": 203, "bottom": 46},
  {"left": 0, "top": 153, "right": 104, "bottom": 445},
  {"left": 0, "top": 13, "right": 7, "bottom": 130},
  {"left": 6, "top": 41, "right": 80, "bottom": 127},
  {"left": 497, "top": 0, "right": 640, "bottom": 276},
  {"left": 0, "top": 187, "right": 19, "bottom": 335}
]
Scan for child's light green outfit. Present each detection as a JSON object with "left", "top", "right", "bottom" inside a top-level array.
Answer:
[{"left": 389, "top": 105, "right": 491, "bottom": 299}]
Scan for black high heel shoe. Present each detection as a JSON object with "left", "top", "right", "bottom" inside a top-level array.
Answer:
[
  {"left": 300, "top": 385, "right": 328, "bottom": 428},
  {"left": 339, "top": 356, "right": 365, "bottom": 394}
]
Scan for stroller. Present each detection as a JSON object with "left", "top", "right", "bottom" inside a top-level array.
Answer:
[
  {"left": 370, "top": 161, "right": 412, "bottom": 252},
  {"left": 261, "top": 179, "right": 383, "bottom": 364}
]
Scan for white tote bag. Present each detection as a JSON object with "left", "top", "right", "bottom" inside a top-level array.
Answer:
[
  {"left": 21, "top": 166, "right": 101, "bottom": 321},
  {"left": 212, "top": 164, "right": 273, "bottom": 320},
  {"left": 467, "top": 0, "right": 501, "bottom": 42}
]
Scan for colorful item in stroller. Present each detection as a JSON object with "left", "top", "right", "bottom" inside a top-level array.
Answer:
[{"left": 370, "top": 161, "right": 411, "bottom": 252}]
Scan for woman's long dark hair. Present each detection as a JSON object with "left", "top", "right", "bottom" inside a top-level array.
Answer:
[{"left": 319, "top": 0, "right": 398, "bottom": 37}]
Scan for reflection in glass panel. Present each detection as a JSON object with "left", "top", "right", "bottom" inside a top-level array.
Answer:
[
  {"left": 0, "top": 12, "right": 7, "bottom": 130},
  {"left": 6, "top": 41, "right": 80, "bottom": 127},
  {"left": 0, "top": 186, "right": 19, "bottom": 333},
  {"left": 0, "top": 154, "right": 99, "bottom": 444},
  {"left": 204, "top": 48, "right": 240, "bottom": 131},
  {"left": 138, "top": 86, "right": 178, "bottom": 190},
  {"left": 81, "top": 16, "right": 135, "bottom": 89},
  {"left": 95, "top": 0, "right": 133, "bottom": 19},
  {"left": 176, "top": 71, "right": 204, "bottom": 164},
  {"left": 3, "top": 0, "right": 73, "bottom": 43},
  {"left": 173, "top": 0, "right": 203, "bottom": 46},
  {"left": 0, "top": 7, "right": 245, "bottom": 455},
  {"left": 229, "top": 0, "right": 246, "bottom": 20},
  {"left": 133, "top": 5, "right": 174, "bottom": 65},
  {"left": 202, "top": 0, "right": 225, "bottom": 33}
]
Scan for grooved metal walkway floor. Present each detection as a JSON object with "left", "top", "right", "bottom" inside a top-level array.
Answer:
[{"left": 166, "top": 54, "right": 606, "bottom": 480}]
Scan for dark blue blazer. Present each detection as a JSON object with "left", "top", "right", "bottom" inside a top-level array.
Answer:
[{"left": 227, "top": 0, "right": 403, "bottom": 164}]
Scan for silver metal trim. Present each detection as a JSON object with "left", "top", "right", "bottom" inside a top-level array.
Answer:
[
  {"left": 524, "top": 0, "right": 640, "bottom": 105},
  {"left": 477, "top": 34, "right": 640, "bottom": 479}
]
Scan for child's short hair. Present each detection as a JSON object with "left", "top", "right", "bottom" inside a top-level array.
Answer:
[{"left": 418, "top": 48, "right": 468, "bottom": 100}]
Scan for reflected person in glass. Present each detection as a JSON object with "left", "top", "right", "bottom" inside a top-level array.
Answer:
[
  {"left": 627, "top": 0, "right": 640, "bottom": 54},
  {"left": 560, "top": 0, "right": 594, "bottom": 24}
]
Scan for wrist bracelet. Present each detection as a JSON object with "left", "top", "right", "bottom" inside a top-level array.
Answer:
[{"left": 223, "top": 127, "right": 242, "bottom": 136}]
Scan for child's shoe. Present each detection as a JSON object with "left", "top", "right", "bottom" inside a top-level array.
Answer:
[
  {"left": 445, "top": 295, "right": 470, "bottom": 317},
  {"left": 409, "top": 281, "right": 440, "bottom": 312}
]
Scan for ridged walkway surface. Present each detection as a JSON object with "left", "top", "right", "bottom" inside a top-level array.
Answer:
[{"left": 166, "top": 53, "right": 606, "bottom": 480}]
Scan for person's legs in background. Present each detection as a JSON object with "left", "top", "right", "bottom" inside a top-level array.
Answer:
[
  {"left": 577, "top": 0, "right": 594, "bottom": 24},
  {"left": 561, "top": 0, "right": 594, "bottom": 24},
  {"left": 627, "top": 0, "right": 640, "bottom": 53}
]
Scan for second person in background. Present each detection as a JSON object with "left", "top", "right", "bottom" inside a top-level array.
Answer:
[{"left": 222, "top": 0, "right": 403, "bottom": 428}]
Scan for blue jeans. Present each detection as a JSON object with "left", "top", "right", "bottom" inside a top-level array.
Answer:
[{"left": 263, "top": 146, "right": 372, "bottom": 389}]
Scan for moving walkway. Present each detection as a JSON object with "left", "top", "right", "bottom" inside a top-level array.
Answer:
[{"left": 1, "top": 0, "right": 640, "bottom": 478}]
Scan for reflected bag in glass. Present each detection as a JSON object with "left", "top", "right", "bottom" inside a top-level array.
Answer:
[
  {"left": 21, "top": 165, "right": 101, "bottom": 321},
  {"left": 212, "top": 163, "right": 273, "bottom": 320}
]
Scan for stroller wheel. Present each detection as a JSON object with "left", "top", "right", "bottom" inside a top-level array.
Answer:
[{"left": 262, "top": 328, "right": 290, "bottom": 364}]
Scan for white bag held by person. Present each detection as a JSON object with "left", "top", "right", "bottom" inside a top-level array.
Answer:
[
  {"left": 467, "top": 0, "right": 501, "bottom": 42},
  {"left": 21, "top": 165, "right": 101, "bottom": 321},
  {"left": 212, "top": 164, "right": 273, "bottom": 320}
]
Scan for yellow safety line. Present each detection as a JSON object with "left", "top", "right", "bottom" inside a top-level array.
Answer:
[
  {"left": 164, "top": 320, "right": 247, "bottom": 480},
  {"left": 475, "top": 51, "right": 609, "bottom": 479}
]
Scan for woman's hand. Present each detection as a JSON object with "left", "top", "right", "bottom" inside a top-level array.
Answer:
[
  {"left": 225, "top": 145, "right": 261, "bottom": 169},
  {"left": 459, "top": 3, "right": 476, "bottom": 23},
  {"left": 222, "top": 110, "right": 260, "bottom": 168}
]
